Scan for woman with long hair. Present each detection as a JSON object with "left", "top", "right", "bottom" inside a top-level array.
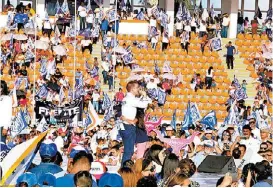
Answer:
[
  {"left": 144, "top": 144, "right": 166, "bottom": 174},
  {"left": 218, "top": 130, "right": 232, "bottom": 151},
  {"left": 132, "top": 158, "right": 156, "bottom": 181},
  {"left": 118, "top": 167, "right": 138, "bottom": 187}
]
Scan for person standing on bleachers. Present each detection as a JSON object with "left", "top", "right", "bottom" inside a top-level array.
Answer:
[{"left": 225, "top": 41, "right": 236, "bottom": 70}]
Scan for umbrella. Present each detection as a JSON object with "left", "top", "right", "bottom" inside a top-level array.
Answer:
[
  {"left": 127, "top": 74, "right": 143, "bottom": 81},
  {"left": 0, "top": 131, "right": 48, "bottom": 186},
  {"left": 162, "top": 73, "right": 176, "bottom": 80},
  {"left": 1, "top": 33, "right": 13, "bottom": 41},
  {"left": 113, "top": 46, "right": 127, "bottom": 54},
  {"left": 35, "top": 40, "right": 49, "bottom": 50},
  {"left": 24, "top": 28, "right": 35, "bottom": 35},
  {"left": 14, "top": 34, "right": 28, "bottom": 40},
  {"left": 53, "top": 45, "right": 67, "bottom": 56},
  {"left": 131, "top": 67, "right": 145, "bottom": 73}
]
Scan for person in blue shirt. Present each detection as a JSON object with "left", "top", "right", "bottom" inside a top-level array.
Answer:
[
  {"left": 55, "top": 151, "right": 95, "bottom": 187},
  {"left": 225, "top": 41, "right": 236, "bottom": 69},
  {"left": 29, "top": 140, "right": 63, "bottom": 180},
  {"left": 101, "top": 19, "right": 109, "bottom": 40}
]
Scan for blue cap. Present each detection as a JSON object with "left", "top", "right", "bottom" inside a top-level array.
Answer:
[
  {"left": 16, "top": 172, "right": 37, "bottom": 187},
  {"left": 98, "top": 173, "right": 124, "bottom": 187},
  {"left": 39, "top": 140, "right": 57, "bottom": 157},
  {"left": 69, "top": 145, "right": 89, "bottom": 158},
  {"left": 38, "top": 173, "right": 56, "bottom": 187}
]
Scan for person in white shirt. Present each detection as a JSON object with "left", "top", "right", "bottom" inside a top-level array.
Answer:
[
  {"left": 120, "top": 81, "right": 152, "bottom": 164},
  {"left": 54, "top": 128, "right": 67, "bottom": 154},
  {"left": 86, "top": 12, "right": 94, "bottom": 29},
  {"left": 43, "top": 19, "right": 52, "bottom": 37},
  {"left": 40, "top": 32, "right": 50, "bottom": 43},
  {"left": 151, "top": 31, "right": 159, "bottom": 50},
  {"left": 150, "top": 16, "right": 157, "bottom": 27},
  {"left": 249, "top": 118, "right": 261, "bottom": 140},
  {"left": 175, "top": 20, "right": 183, "bottom": 37},
  {"left": 199, "top": 20, "right": 207, "bottom": 37},
  {"left": 81, "top": 37, "right": 92, "bottom": 53},
  {"left": 92, "top": 89, "right": 100, "bottom": 112},
  {"left": 78, "top": 1, "right": 87, "bottom": 30},
  {"left": 21, "top": 41, "right": 28, "bottom": 53},
  {"left": 205, "top": 66, "right": 214, "bottom": 89},
  {"left": 221, "top": 14, "right": 230, "bottom": 38}
]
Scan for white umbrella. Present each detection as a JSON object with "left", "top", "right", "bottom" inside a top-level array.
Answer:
[
  {"left": 131, "top": 67, "right": 145, "bottom": 73},
  {"left": 14, "top": 34, "right": 28, "bottom": 40},
  {"left": 162, "top": 73, "right": 176, "bottom": 80},
  {"left": 1, "top": 33, "right": 13, "bottom": 41},
  {"left": 53, "top": 45, "right": 67, "bottom": 56},
  {"left": 35, "top": 40, "right": 49, "bottom": 50}
]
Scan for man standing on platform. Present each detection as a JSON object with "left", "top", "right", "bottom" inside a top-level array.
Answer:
[
  {"left": 120, "top": 81, "right": 151, "bottom": 164},
  {"left": 225, "top": 41, "right": 236, "bottom": 69}
]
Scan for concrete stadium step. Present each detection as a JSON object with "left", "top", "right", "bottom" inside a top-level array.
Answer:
[{"left": 220, "top": 38, "right": 256, "bottom": 106}]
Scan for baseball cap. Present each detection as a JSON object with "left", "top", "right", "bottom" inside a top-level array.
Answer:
[
  {"left": 16, "top": 172, "right": 38, "bottom": 187},
  {"left": 98, "top": 173, "right": 124, "bottom": 187},
  {"left": 90, "top": 161, "right": 107, "bottom": 180},
  {"left": 39, "top": 140, "right": 57, "bottom": 157},
  {"left": 69, "top": 145, "right": 89, "bottom": 158},
  {"left": 205, "top": 129, "right": 213, "bottom": 134},
  {"left": 38, "top": 173, "right": 56, "bottom": 187}
]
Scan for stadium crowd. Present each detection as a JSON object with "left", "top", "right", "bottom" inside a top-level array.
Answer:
[{"left": 0, "top": 0, "right": 272, "bottom": 187}]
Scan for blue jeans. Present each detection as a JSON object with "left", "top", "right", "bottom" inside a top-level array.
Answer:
[
  {"left": 93, "top": 101, "right": 99, "bottom": 112},
  {"left": 221, "top": 26, "right": 228, "bottom": 38},
  {"left": 80, "top": 17, "right": 86, "bottom": 30},
  {"left": 87, "top": 23, "right": 93, "bottom": 29},
  {"left": 119, "top": 124, "right": 136, "bottom": 165}
]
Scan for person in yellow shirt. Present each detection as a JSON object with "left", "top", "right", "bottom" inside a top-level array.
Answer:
[{"left": 26, "top": 3, "right": 35, "bottom": 17}]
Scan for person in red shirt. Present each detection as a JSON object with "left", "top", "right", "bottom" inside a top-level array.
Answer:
[{"left": 115, "top": 88, "right": 125, "bottom": 103}]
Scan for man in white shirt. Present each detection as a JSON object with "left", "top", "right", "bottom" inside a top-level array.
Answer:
[
  {"left": 120, "top": 81, "right": 152, "bottom": 164},
  {"left": 78, "top": 1, "right": 87, "bottom": 30},
  {"left": 146, "top": 78, "right": 158, "bottom": 90},
  {"left": 54, "top": 127, "right": 67, "bottom": 154},
  {"left": 221, "top": 14, "right": 230, "bottom": 38},
  {"left": 86, "top": 12, "right": 94, "bottom": 29},
  {"left": 92, "top": 89, "right": 100, "bottom": 112}
]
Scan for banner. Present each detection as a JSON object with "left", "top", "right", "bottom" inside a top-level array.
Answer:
[{"left": 35, "top": 98, "right": 83, "bottom": 124}]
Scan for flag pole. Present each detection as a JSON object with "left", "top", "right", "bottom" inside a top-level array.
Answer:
[
  {"left": 32, "top": 2, "right": 38, "bottom": 126},
  {"left": 73, "top": 0, "right": 77, "bottom": 99},
  {"left": 112, "top": 0, "right": 118, "bottom": 100}
]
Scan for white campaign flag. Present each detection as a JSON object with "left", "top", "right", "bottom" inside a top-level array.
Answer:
[{"left": 0, "top": 96, "right": 12, "bottom": 128}]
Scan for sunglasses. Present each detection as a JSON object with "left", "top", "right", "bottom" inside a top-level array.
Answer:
[
  {"left": 145, "top": 165, "right": 156, "bottom": 172},
  {"left": 260, "top": 147, "right": 267, "bottom": 150}
]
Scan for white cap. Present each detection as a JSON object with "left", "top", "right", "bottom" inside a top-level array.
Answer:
[{"left": 166, "top": 126, "right": 173, "bottom": 131}]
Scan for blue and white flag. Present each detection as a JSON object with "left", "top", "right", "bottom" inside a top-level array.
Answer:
[
  {"left": 210, "top": 4, "right": 215, "bottom": 18},
  {"left": 39, "top": 58, "right": 47, "bottom": 76},
  {"left": 90, "top": 67, "right": 98, "bottom": 77},
  {"left": 233, "top": 75, "right": 241, "bottom": 89},
  {"left": 190, "top": 103, "right": 201, "bottom": 123},
  {"left": 157, "top": 89, "right": 166, "bottom": 105},
  {"left": 176, "top": 3, "right": 183, "bottom": 21},
  {"left": 224, "top": 100, "right": 237, "bottom": 125},
  {"left": 181, "top": 101, "right": 193, "bottom": 130},
  {"left": 108, "top": 9, "right": 118, "bottom": 22},
  {"left": 123, "top": 52, "right": 133, "bottom": 64},
  {"left": 111, "top": 38, "right": 119, "bottom": 48},
  {"left": 160, "top": 12, "right": 168, "bottom": 28},
  {"left": 104, "top": 106, "right": 114, "bottom": 122},
  {"left": 200, "top": 110, "right": 217, "bottom": 129},
  {"left": 84, "top": 112, "right": 92, "bottom": 127},
  {"left": 211, "top": 37, "right": 222, "bottom": 51},
  {"left": 149, "top": 26, "right": 158, "bottom": 38},
  {"left": 91, "top": 27, "right": 100, "bottom": 38},
  {"left": 235, "top": 88, "right": 248, "bottom": 101},
  {"left": 61, "top": 0, "right": 70, "bottom": 15},
  {"left": 55, "top": 0, "right": 61, "bottom": 14},
  {"left": 103, "top": 35, "right": 108, "bottom": 46},
  {"left": 75, "top": 71, "right": 83, "bottom": 88},
  {"left": 94, "top": 0, "right": 103, "bottom": 6},
  {"left": 36, "top": 116, "right": 48, "bottom": 132},
  {"left": 23, "top": 108, "right": 31, "bottom": 124},
  {"left": 170, "top": 110, "right": 177, "bottom": 130},
  {"left": 102, "top": 93, "right": 111, "bottom": 110},
  {"left": 267, "top": 6, "right": 272, "bottom": 18},
  {"left": 10, "top": 110, "right": 28, "bottom": 138},
  {"left": 87, "top": 0, "right": 92, "bottom": 13},
  {"left": 182, "top": 4, "right": 188, "bottom": 21},
  {"left": 147, "top": 88, "right": 158, "bottom": 99},
  {"left": 151, "top": 5, "right": 160, "bottom": 19},
  {"left": 136, "top": 11, "right": 145, "bottom": 20},
  {"left": 36, "top": 85, "right": 48, "bottom": 99}
]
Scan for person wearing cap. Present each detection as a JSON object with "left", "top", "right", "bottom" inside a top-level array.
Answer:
[
  {"left": 29, "top": 140, "right": 63, "bottom": 180},
  {"left": 249, "top": 118, "right": 260, "bottom": 140},
  {"left": 55, "top": 150, "right": 95, "bottom": 187},
  {"left": 16, "top": 172, "right": 38, "bottom": 187},
  {"left": 120, "top": 81, "right": 152, "bottom": 164},
  {"left": 165, "top": 126, "right": 176, "bottom": 139},
  {"left": 146, "top": 78, "right": 158, "bottom": 90},
  {"left": 98, "top": 173, "right": 124, "bottom": 187},
  {"left": 38, "top": 173, "right": 56, "bottom": 187},
  {"left": 54, "top": 127, "right": 67, "bottom": 154}
]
